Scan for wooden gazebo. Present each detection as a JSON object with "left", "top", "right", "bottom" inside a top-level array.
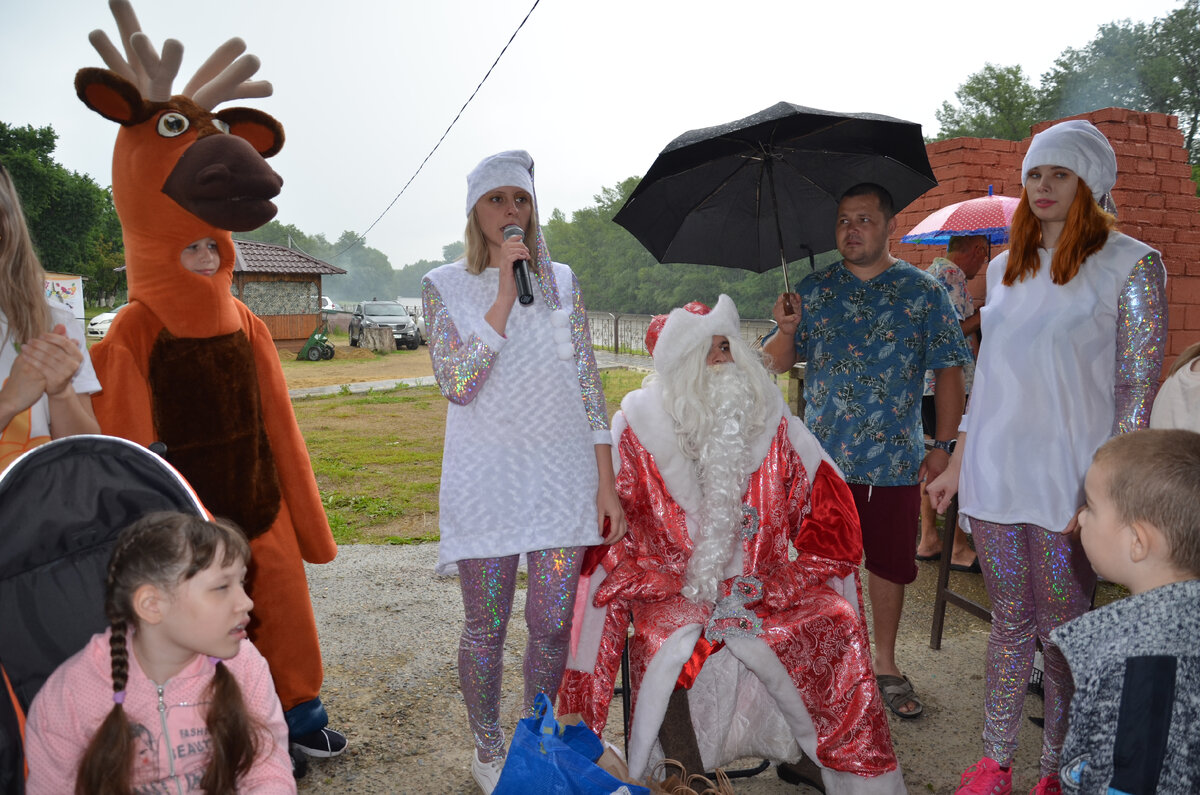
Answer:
[{"left": 232, "top": 239, "right": 346, "bottom": 351}]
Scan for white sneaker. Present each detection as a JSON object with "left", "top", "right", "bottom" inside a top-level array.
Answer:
[{"left": 471, "top": 748, "right": 505, "bottom": 794}]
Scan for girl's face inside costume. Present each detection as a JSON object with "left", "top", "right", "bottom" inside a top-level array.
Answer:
[
  {"left": 1025, "top": 165, "right": 1080, "bottom": 227},
  {"left": 180, "top": 237, "right": 220, "bottom": 277}
]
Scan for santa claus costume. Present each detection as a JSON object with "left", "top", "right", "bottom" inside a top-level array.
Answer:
[{"left": 560, "top": 297, "right": 903, "bottom": 794}]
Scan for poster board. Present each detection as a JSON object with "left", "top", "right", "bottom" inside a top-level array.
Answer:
[{"left": 44, "top": 273, "right": 84, "bottom": 320}]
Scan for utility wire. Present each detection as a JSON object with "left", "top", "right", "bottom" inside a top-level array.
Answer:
[{"left": 332, "top": 0, "right": 542, "bottom": 261}]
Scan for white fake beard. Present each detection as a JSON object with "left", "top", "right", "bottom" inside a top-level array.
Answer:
[{"left": 680, "top": 365, "right": 758, "bottom": 605}]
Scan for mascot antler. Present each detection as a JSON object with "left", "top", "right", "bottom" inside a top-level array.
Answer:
[{"left": 86, "top": 0, "right": 272, "bottom": 109}]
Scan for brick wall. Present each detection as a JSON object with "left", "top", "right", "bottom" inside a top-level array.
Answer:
[{"left": 891, "top": 108, "right": 1200, "bottom": 372}]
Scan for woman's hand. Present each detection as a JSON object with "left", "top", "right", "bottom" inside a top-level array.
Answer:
[
  {"left": 0, "top": 347, "right": 49, "bottom": 419},
  {"left": 1064, "top": 505, "right": 1086, "bottom": 539},
  {"left": 594, "top": 444, "right": 627, "bottom": 545},
  {"left": 925, "top": 469, "right": 958, "bottom": 514},
  {"left": 20, "top": 325, "right": 82, "bottom": 397},
  {"left": 484, "top": 234, "right": 530, "bottom": 335},
  {"left": 597, "top": 483, "right": 627, "bottom": 546}
]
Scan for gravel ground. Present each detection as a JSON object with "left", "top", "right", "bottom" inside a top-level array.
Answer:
[{"left": 296, "top": 544, "right": 1062, "bottom": 794}]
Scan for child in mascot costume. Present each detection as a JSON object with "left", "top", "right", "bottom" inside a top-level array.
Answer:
[{"left": 77, "top": 0, "right": 344, "bottom": 758}]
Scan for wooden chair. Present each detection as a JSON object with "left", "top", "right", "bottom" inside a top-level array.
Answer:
[{"left": 929, "top": 496, "right": 992, "bottom": 649}]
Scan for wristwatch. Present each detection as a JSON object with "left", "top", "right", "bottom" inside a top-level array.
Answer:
[{"left": 931, "top": 438, "right": 956, "bottom": 454}]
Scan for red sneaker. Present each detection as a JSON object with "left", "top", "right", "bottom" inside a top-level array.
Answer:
[
  {"left": 956, "top": 757, "right": 1013, "bottom": 795},
  {"left": 1030, "top": 776, "right": 1061, "bottom": 795}
]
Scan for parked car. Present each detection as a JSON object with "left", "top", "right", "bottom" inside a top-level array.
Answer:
[
  {"left": 349, "top": 301, "right": 421, "bottom": 350},
  {"left": 86, "top": 303, "right": 129, "bottom": 338},
  {"left": 319, "top": 296, "right": 338, "bottom": 311}
]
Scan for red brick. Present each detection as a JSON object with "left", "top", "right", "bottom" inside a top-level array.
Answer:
[
  {"left": 1136, "top": 159, "right": 1158, "bottom": 174},
  {"left": 1175, "top": 230, "right": 1200, "bottom": 245},
  {"left": 1126, "top": 208, "right": 1166, "bottom": 225},
  {"left": 1160, "top": 243, "right": 1195, "bottom": 268},
  {"left": 1186, "top": 304, "right": 1200, "bottom": 329},
  {"left": 1167, "top": 115, "right": 1179, "bottom": 129},
  {"left": 1144, "top": 193, "right": 1166, "bottom": 209},
  {"left": 1158, "top": 162, "right": 1194, "bottom": 178},
  {"left": 1111, "top": 141, "right": 1143, "bottom": 158},
  {"left": 1149, "top": 126, "right": 1184, "bottom": 146},
  {"left": 1091, "top": 107, "right": 1132, "bottom": 124},
  {"left": 1170, "top": 309, "right": 1187, "bottom": 329},
  {"left": 1128, "top": 125, "right": 1148, "bottom": 142},
  {"left": 1160, "top": 177, "right": 1183, "bottom": 194},
  {"left": 1170, "top": 278, "right": 1200, "bottom": 304},
  {"left": 1164, "top": 210, "right": 1195, "bottom": 228},
  {"left": 1120, "top": 174, "right": 1161, "bottom": 191},
  {"left": 1165, "top": 194, "right": 1200, "bottom": 210},
  {"left": 1144, "top": 227, "right": 1176, "bottom": 245}
]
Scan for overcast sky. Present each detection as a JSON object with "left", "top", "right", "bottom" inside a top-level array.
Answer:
[{"left": 4, "top": 0, "right": 1185, "bottom": 271}]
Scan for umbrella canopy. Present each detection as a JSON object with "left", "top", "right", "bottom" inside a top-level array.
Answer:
[
  {"left": 901, "top": 192, "right": 1021, "bottom": 246},
  {"left": 613, "top": 102, "right": 938, "bottom": 287}
]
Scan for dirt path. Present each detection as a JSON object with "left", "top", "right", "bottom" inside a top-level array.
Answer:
[{"left": 279, "top": 344, "right": 434, "bottom": 390}]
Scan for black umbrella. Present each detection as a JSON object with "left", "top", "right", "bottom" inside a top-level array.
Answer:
[{"left": 613, "top": 101, "right": 938, "bottom": 291}]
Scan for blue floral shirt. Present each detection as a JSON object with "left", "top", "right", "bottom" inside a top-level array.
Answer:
[{"left": 793, "top": 260, "right": 972, "bottom": 486}]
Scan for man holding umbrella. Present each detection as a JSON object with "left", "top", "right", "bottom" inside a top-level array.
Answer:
[{"left": 762, "top": 183, "right": 972, "bottom": 720}]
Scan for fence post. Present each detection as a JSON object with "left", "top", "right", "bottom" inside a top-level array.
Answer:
[{"left": 612, "top": 313, "right": 621, "bottom": 354}]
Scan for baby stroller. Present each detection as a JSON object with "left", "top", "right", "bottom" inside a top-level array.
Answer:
[{"left": 0, "top": 435, "right": 205, "bottom": 794}]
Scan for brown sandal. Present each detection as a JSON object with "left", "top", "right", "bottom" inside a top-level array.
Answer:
[{"left": 876, "top": 673, "right": 924, "bottom": 719}]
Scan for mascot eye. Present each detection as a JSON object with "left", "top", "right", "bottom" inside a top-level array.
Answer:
[
  {"left": 157, "top": 112, "right": 190, "bottom": 137},
  {"left": 212, "top": 119, "right": 231, "bottom": 134}
]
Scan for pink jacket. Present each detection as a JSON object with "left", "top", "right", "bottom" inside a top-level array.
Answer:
[{"left": 24, "top": 629, "right": 295, "bottom": 794}]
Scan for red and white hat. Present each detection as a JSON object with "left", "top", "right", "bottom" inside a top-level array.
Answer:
[{"left": 645, "top": 294, "right": 741, "bottom": 377}]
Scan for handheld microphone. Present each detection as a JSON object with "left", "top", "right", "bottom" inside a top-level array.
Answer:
[{"left": 502, "top": 224, "right": 535, "bottom": 306}]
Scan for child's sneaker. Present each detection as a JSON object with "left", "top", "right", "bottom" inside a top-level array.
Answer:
[
  {"left": 1030, "top": 775, "right": 1061, "bottom": 795},
  {"left": 956, "top": 757, "right": 1013, "bottom": 795}
]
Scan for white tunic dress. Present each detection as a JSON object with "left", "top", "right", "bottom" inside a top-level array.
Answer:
[
  {"left": 422, "top": 260, "right": 610, "bottom": 574},
  {"left": 959, "top": 232, "right": 1165, "bottom": 534}
]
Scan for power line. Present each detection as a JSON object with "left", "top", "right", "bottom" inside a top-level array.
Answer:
[{"left": 332, "top": 0, "right": 542, "bottom": 261}]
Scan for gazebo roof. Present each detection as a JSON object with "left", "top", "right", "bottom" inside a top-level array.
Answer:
[{"left": 232, "top": 239, "right": 346, "bottom": 275}]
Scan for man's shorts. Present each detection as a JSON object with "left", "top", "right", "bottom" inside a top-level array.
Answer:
[{"left": 848, "top": 482, "right": 921, "bottom": 585}]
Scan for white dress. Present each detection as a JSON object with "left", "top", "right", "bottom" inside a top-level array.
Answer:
[
  {"left": 959, "top": 232, "right": 1165, "bottom": 533},
  {"left": 422, "top": 260, "right": 610, "bottom": 574},
  {"left": 0, "top": 300, "right": 100, "bottom": 443}
]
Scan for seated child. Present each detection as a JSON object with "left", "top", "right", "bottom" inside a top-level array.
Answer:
[
  {"left": 1052, "top": 429, "right": 1200, "bottom": 794},
  {"left": 24, "top": 511, "right": 295, "bottom": 794},
  {"left": 1151, "top": 340, "right": 1200, "bottom": 433}
]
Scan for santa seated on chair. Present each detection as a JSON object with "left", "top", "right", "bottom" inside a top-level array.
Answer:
[{"left": 559, "top": 296, "right": 904, "bottom": 794}]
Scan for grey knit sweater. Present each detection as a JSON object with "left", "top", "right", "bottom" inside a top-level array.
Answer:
[{"left": 1052, "top": 579, "right": 1200, "bottom": 794}]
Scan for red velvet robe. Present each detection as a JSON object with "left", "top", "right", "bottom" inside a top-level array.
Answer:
[{"left": 560, "top": 384, "right": 897, "bottom": 784}]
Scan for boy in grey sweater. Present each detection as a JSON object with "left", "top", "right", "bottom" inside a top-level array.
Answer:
[{"left": 1053, "top": 428, "right": 1200, "bottom": 794}]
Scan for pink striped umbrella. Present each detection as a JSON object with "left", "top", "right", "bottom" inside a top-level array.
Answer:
[{"left": 901, "top": 189, "right": 1021, "bottom": 245}]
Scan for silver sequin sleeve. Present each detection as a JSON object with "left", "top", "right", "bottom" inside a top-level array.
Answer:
[
  {"left": 1113, "top": 252, "right": 1168, "bottom": 435},
  {"left": 568, "top": 272, "right": 610, "bottom": 434},
  {"left": 422, "top": 277, "right": 500, "bottom": 406}
]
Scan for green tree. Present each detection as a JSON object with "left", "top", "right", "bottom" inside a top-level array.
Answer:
[
  {"left": 1039, "top": 21, "right": 1175, "bottom": 121},
  {"left": 0, "top": 122, "right": 123, "bottom": 303},
  {"left": 934, "top": 64, "right": 1042, "bottom": 141},
  {"left": 1157, "top": 0, "right": 1200, "bottom": 156}
]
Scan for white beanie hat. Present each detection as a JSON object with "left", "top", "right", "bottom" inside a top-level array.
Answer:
[
  {"left": 1021, "top": 120, "right": 1117, "bottom": 200},
  {"left": 465, "top": 150, "right": 535, "bottom": 216},
  {"left": 646, "top": 295, "right": 741, "bottom": 378}
]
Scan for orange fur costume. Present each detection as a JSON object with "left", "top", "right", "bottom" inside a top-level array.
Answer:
[{"left": 77, "top": 0, "right": 336, "bottom": 734}]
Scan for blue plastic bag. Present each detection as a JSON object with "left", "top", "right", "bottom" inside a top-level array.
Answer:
[{"left": 493, "top": 692, "right": 649, "bottom": 795}]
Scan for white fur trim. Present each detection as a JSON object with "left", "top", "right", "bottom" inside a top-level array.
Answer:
[
  {"left": 653, "top": 294, "right": 740, "bottom": 377},
  {"left": 566, "top": 566, "right": 609, "bottom": 672},
  {"left": 627, "top": 624, "right": 703, "bottom": 779}
]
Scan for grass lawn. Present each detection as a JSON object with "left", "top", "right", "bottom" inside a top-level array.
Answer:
[{"left": 293, "top": 366, "right": 648, "bottom": 545}]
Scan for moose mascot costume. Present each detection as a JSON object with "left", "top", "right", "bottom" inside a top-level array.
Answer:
[{"left": 78, "top": 0, "right": 344, "bottom": 758}]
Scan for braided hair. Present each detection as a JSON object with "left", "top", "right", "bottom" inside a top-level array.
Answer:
[{"left": 74, "top": 512, "right": 261, "bottom": 795}]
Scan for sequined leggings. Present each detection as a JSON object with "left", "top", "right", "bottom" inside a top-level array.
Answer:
[
  {"left": 969, "top": 518, "right": 1095, "bottom": 777},
  {"left": 457, "top": 547, "right": 583, "bottom": 761}
]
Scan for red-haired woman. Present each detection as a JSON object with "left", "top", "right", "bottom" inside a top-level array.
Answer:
[{"left": 928, "top": 120, "right": 1167, "bottom": 795}]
